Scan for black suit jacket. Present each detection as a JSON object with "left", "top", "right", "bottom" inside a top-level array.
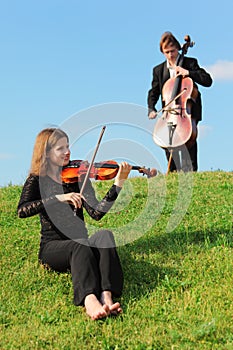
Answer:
[{"left": 147, "top": 56, "right": 212, "bottom": 121}]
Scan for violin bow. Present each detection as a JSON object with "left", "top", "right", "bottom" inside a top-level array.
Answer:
[
  {"left": 79, "top": 126, "right": 106, "bottom": 196},
  {"left": 154, "top": 88, "right": 187, "bottom": 118},
  {"left": 73, "top": 125, "right": 106, "bottom": 216}
]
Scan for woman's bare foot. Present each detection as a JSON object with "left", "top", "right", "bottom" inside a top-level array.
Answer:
[
  {"left": 84, "top": 294, "right": 110, "bottom": 320},
  {"left": 100, "top": 291, "right": 122, "bottom": 315}
]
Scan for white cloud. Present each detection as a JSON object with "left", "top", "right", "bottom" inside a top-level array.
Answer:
[{"left": 206, "top": 60, "right": 233, "bottom": 81}]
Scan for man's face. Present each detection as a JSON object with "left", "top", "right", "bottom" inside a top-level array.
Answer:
[{"left": 162, "top": 43, "right": 179, "bottom": 65}]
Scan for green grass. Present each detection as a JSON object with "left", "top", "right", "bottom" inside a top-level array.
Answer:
[{"left": 0, "top": 171, "right": 233, "bottom": 349}]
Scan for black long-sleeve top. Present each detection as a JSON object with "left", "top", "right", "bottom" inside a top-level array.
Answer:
[{"left": 17, "top": 175, "right": 121, "bottom": 246}]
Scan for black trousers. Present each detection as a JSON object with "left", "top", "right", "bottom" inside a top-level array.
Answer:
[
  {"left": 165, "top": 140, "right": 198, "bottom": 172},
  {"left": 165, "top": 119, "right": 198, "bottom": 172},
  {"left": 39, "top": 230, "right": 123, "bottom": 306}
]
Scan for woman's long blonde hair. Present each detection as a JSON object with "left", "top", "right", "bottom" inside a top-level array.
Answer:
[{"left": 30, "top": 128, "right": 69, "bottom": 176}]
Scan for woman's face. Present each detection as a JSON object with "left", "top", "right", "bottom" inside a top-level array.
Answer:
[{"left": 47, "top": 136, "right": 70, "bottom": 167}]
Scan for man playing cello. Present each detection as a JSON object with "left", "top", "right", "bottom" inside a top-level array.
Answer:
[{"left": 147, "top": 31, "right": 212, "bottom": 172}]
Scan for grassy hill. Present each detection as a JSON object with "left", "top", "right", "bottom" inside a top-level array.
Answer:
[{"left": 0, "top": 171, "right": 233, "bottom": 349}]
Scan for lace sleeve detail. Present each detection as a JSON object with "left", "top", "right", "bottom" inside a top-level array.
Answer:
[
  {"left": 17, "top": 175, "right": 58, "bottom": 218},
  {"left": 82, "top": 180, "right": 121, "bottom": 221}
]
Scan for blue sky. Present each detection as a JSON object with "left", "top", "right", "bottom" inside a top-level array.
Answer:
[{"left": 1, "top": 0, "right": 233, "bottom": 186}]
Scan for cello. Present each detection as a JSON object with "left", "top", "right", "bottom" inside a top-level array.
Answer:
[{"left": 153, "top": 35, "right": 198, "bottom": 170}]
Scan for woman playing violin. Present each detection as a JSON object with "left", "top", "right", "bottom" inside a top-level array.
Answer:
[
  {"left": 17, "top": 127, "right": 131, "bottom": 320},
  {"left": 147, "top": 31, "right": 212, "bottom": 171}
]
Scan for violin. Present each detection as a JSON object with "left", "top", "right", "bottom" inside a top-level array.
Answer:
[
  {"left": 61, "top": 160, "right": 157, "bottom": 183},
  {"left": 153, "top": 35, "right": 197, "bottom": 149}
]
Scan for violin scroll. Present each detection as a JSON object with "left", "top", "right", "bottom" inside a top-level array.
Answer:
[{"left": 137, "top": 166, "right": 157, "bottom": 178}]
